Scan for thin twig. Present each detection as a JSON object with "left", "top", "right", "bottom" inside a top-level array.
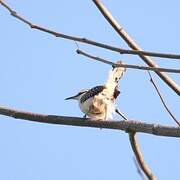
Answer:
[
  {"left": 74, "top": 41, "right": 80, "bottom": 50},
  {"left": 1, "top": 0, "right": 180, "bottom": 60},
  {"left": 1, "top": 1, "right": 180, "bottom": 59},
  {"left": 133, "top": 157, "right": 147, "bottom": 180},
  {"left": 1, "top": 0, "right": 179, "bottom": 94},
  {"left": 129, "top": 132, "right": 156, "bottom": 180},
  {"left": 77, "top": 49, "right": 180, "bottom": 73},
  {"left": 148, "top": 72, "right": 180, "bottom": 126},
  {"left": 92, "top": 0, "right": 180, "bottom": 95},
  {"left": 0, "top": 106, "right": 180, "bottom": 137}
]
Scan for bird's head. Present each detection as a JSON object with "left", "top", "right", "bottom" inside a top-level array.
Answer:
[{"left": 65, "top": 89, "right": 88, "bottom": 101}]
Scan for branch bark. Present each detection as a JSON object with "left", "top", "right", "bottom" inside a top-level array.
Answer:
[
  {"left": 92, "top": 0, "right": 180, "bottom": 95},
  {"left": 1, "top": 1, "right": 180, "bottom": 60},
  {"left": 116, "top": 111, "right": 156, "bottom": 179},
  {"left": 133, "top": 157, "right": 147, "bottom": 180},
  {"left": 77, "top": 49, "right": 180, "bottom": 73},
  {"left": 129, "top": 132, "right": 156, "bottom": 180},
  {"left": 0, "top": 106, "right": 180, "bottom": 137}
]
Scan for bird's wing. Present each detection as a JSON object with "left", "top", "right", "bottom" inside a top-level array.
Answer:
[{"left": 80, "top": 85, "right": 105, "bottom": 103}]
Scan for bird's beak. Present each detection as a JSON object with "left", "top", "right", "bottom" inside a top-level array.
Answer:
[{"left": 65, "top": 95, "right": 76, "bottom": 100}]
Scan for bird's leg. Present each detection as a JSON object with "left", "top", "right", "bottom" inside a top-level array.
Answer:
[
  {"left": 115, "top": 108, "right": 128, "bottom": 120},
  {"left": 83, "top": 109, "right": 91, "bottom": 119},
  {"left": 83, "top": 114, "right": 87, "bottom": 119}
]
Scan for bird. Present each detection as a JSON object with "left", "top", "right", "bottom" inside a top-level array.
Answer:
[{"left": 65, "top": 61, "right": 127, "bottom": 120}]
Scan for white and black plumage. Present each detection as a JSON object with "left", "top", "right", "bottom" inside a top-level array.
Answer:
[{"left": 65, "top": 61, "right": 126, "bottom": 120}]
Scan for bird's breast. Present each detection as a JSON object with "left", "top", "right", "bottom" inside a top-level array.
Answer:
[
  {"left": 79, "top": 94, "right": 115, "bottom": 120},
  {"left": 79, "top": 97, "right": 93, "bottom": 114}
]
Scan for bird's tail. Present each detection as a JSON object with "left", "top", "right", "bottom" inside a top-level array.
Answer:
[{"left": 105, "top": 61, "right": 126, "bottom": 95}]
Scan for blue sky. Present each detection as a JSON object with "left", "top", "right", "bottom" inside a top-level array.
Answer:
[{"left": 0, "top": 0, "right": 180, "bottom": 179}]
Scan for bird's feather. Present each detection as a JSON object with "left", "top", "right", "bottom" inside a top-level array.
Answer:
[
  {"left": 105, "top": 61, "right": 125, "bottom": 96},
  {"left": 80, "top": 85, "right": 105, "bottom": 103}
]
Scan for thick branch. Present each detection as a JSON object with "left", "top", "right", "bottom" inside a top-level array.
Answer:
[
  {"left": 92, "top": 0, "right": 180, "bottom": 95},
  {"left": 0, "top": 106, "right": 180, "bottom": 137},
  {"left": 129, "top": 133, "right": 156, "bottom": 180},
  {"left": 1, "top": 1, "right": 180, "bottom": 60},
  {"left": 77, "top": 49, "right": 180, "bottom": 73}
]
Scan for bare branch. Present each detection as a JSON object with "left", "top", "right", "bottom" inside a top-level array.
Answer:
[
  {"left": 117, "top": 111, "right": 155, "bottom": 179},
  {"left": 0, "top": 0, "right": 179, "bottom": 94},
  {"left": 117, "top": 110, "right": 155, "bottom": 179},
  {"left": 0, "top": 1, "right": 179, "bottom": 179},
  {"left": 148, "top": 72, "right": 180, "bottom": 126},
  {"left": 77, "top": 49, "right": 180, "bottom": 74},
  {"left": 1, "top": 1, "right": 180, "bottom": 60},
  {"left": 92, "top": 0, "right": 180, "bottom": 95},
  {"left": 0, "top": 106, "right": 180, "bottom": 137},
  {"left": 133, "top": 157, "right": 147, "bottom": 180},
  {"left": 129, "top": 133, "right": 156, "bottom": 180}
]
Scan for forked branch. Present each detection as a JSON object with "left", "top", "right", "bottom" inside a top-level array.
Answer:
[
  {"left": 115, "top": 111, "right": 156, "bottom": 180},
  {"left": 1, "top": 0, "right": 180, "bottom": 60},
  {"left": 92, "top": 0, "right": 180, "bottom": 95},
  {"left": 1, "top": 0, "right": 179, "bottom": 94},
  {"left": 0, "top": 2, "right": 180, "bottom": 59},
  {"left": 77, "top": 49, "right": 180, "bottom": 73}
]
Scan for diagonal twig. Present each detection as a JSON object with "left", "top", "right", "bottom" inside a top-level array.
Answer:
[
  {"left": 1, "top": 1, "right": 180, "bottom": 60},
  {"left": 1, "top": 0, "right": 179, "bottom": 94},
  {"left": 129, "top": 132, "right": 156, "bottom": 180},
  {"left": 77, "top": 49, "right": 180, "bottom": 73},
  {"left": 148, "top": 72, "right": 180, "bottom": 126},
  {"left": 92, "top": 0, "right": 180, "bottom": 95},
  {"left": 116, "top": 110, "right": 156, "bottom": 180},
  {"left": 133, "top": 157, "right": 147, "bottom": 180}
]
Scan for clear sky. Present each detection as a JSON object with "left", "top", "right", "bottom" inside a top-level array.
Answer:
[{"left": 0, "top": 0, "right": 180, "bottom": 179}]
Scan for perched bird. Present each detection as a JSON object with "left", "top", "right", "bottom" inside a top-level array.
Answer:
[{"left": 65, "top": 61, "right": 126, "bottom": 120}]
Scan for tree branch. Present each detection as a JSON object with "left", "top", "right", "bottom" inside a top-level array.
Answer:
[
  {"left": 92, "top": 0, "right": 180, "bottom": 95},
  {"left": 129, "top": 133, "right": 156, "bottom": 180},
  {"left": 1, "top": 1, "right": 180, "bottom": 60},
  {"left": 0, "top": 1, "right": 179, "bottom": 179},
  {"left": 117, "top": 109, "right": 156, "bottom": 179},
  {"left": 77, "top": 49, "right": 180, "bottom": 73},
  {"left": 0, "top": 106, "right": 180, "bottom": 137},
  {"left": 148, "top": 72, "right": 180, "bottom": 126},
  {"left": 133, "top": 157, "right": 147, "bottom": 180}
]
